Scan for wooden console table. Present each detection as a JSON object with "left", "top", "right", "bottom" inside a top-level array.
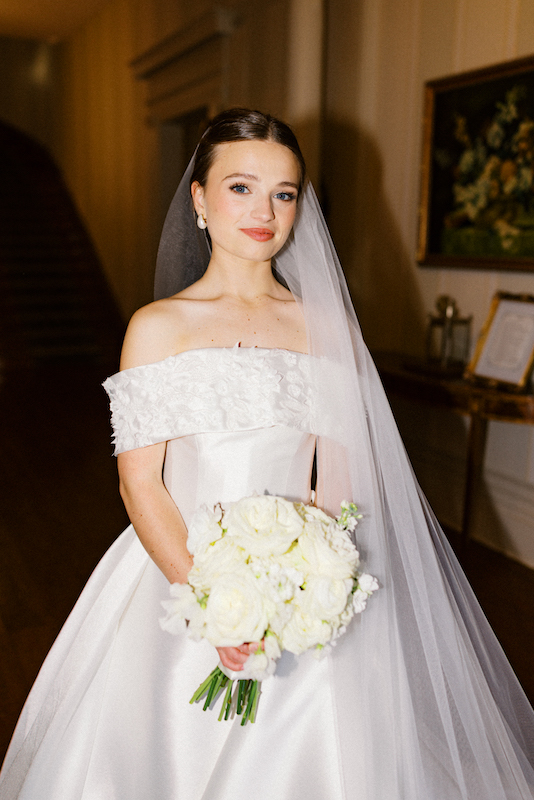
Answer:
[{"left": 374, "top": 352, "right": 534, "bottom": 545}]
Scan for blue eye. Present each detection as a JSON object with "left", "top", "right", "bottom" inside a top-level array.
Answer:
[
  {"left": 275, "top": 191, "right": 297, "bottom": 201},
  {"left": 230, "top": 184, "right": 249, "bottom": 194}
]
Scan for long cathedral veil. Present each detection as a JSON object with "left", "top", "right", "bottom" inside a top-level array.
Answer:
[{"left": 156, "top": 151, "right": 534, "bottom": 798}]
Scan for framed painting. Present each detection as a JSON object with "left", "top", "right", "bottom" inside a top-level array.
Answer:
[
  {"left": 465, "top": 292, "right": 534, "bottom": 389},
  {"left": 418, "top": 56, "right": 534, "bottom": 271}
]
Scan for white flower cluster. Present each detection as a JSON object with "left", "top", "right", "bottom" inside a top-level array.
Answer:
[{"left": 160, "top": 495, "right": 378, "bottom": 681}]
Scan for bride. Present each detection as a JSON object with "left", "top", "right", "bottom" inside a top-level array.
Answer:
[{"left": 1, "top": 108, "right": 533, "bottom": 799}]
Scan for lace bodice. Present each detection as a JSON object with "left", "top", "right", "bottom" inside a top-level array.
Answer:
[{"left": 103, "top": 346, "right": 331, "bottom": 455}]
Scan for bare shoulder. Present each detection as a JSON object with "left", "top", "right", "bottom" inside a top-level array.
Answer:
[{"left": 119, "top": 298, "right": 193, "bottom": 370}]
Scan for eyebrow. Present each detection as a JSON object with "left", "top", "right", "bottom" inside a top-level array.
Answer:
[{"left": 224, "top": 172, "right": 299, "bottom": 189}]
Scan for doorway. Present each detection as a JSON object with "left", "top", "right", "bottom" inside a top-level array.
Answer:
[{"left": 158, "top": 106, "right": 209, "bottom": 229}]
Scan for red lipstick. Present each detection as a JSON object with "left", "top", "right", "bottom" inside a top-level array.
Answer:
[{"left": 240, "top": 228, "right": 274, "bottom": 241}]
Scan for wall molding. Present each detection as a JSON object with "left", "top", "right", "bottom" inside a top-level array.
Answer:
[{"left": 131, "top": 8, "right": 238, "bottom": 123}]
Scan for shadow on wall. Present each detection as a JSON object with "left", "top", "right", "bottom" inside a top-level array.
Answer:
[
  {"left": 318, "top": 119, "right": 514, "bottom": 556},
  {"left": 321, "top": 118, "right": 426, "bottom": 356},
  {"left": 389, "top": 391, "right": 522, "bottom": 561}
]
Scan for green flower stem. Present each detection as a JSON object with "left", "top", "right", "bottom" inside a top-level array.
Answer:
[
  {"left": 250, "top": 681, "right": 261, "bottom": 723},
  {"left": 203, "top": 668, "right": 226, "bottom": 710},
  {"left": 241, "top": 680, "right": 259, "bottom": 726},
  {"left": 189, "top": 667, "right": 220, "bottom": 705},
  {"left": 224, "top": 683, "right": 234, "bottom": 720},
  {"left": 218, "top": 680, "right": 234, "bottom": 721},
  {"left": 190, "top": 669, "right": 262, "bottom": 725},
  {"left": 236, "top": 679, "right": 247, "bottom": 715}
]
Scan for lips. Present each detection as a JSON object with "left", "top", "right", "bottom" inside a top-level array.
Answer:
[{"left": 240, "top": 228, "right": 275, "bottom": 242}]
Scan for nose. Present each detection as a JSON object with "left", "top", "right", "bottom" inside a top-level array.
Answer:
[{"left": 251, "top": 193, "right": 275, "bottom": 222}]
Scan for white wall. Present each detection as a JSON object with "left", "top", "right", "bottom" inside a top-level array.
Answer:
[{"left": 325, "top": 0, "right": 534, "bottom": 566}]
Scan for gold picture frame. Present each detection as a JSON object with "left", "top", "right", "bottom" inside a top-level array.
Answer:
[
  {"left": 418, "top": 55, "right": 534, "bottom": 271},
  {"left": 465, "top": 292, "right": 534, "bottom": 390}
]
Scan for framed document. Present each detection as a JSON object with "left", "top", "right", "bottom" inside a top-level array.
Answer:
[{"left": 465, "top": 292, "right": 534, "bottom": 389}]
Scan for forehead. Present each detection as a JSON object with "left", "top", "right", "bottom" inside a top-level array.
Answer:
[{"left": 206, "top": 140, "right": 300, "bottom": 183}]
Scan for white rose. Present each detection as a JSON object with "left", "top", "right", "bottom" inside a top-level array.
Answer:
[
  {"left": 187, "top": 503, "right": 223, "bottom": 556},
  {"left": 188, "top": 538, "right": 247, "bottom": 594},
  {"left": 300, "top": 504, "right": 332, "bottom": 525},
  {"left": 280, "top": 608, "right": 332, "bottom": 655},
  {"left": 298, "top": 576, "right": 353, "bottom": 621},
  {"left": 204, "top": 572, "right": 269, "bottom": 647},
  {"left": 222, "top": 495, "right": 304, "bottom": 557},
  {"left": 298, "top": 522, "right": 357, "bottom": 579}
]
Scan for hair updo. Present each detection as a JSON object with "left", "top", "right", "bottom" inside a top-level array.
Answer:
[{"left": 191, "top": 108, "right": 306, "bottom": 193}]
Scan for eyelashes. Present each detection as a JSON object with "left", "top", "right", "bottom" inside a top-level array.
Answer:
[
  {"left": 229, "top": 183, "right": 297, "bottom": 202},
  {"left": 230, "top": 183, "right": 249, "bottom": 194},
  {"left": 274, "top": 191, "right": 297, "bottom": 201}
]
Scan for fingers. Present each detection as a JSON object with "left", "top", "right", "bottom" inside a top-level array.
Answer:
[
  {"left": 216, "top": 643, "right": 262, "bottom": 671},
  {"left": 216, "top": 646, "right": 246, "bottom": 671}
]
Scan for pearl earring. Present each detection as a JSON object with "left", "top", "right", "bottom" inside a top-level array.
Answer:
[{"left": 197, "top": 214, "right": 207, "bottom": 230}]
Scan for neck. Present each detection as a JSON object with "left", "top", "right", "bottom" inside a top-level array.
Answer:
[{"left": 201, "top": 249, "right": 280, "bottom": 302}]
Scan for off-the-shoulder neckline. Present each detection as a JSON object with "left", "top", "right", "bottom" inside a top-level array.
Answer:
[{"left": 113, "top": 344, "right": 310, "bottom": 378}]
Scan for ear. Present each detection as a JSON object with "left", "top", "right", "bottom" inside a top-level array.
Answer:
[{"left": 191, "top": 181, "right": 205, "bottom": 217}]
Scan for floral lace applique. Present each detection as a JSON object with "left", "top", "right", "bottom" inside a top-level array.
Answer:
[{"left": 103, "top": 347, "right": 318, "bottom": 455}]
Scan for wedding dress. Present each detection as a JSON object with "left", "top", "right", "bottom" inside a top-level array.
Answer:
[
  {"left": 0, "top": 345, "right": 346, "bottom": 799},
  {"left": 3, "top": 145, "right": 534, "bottom": 798},
  {"left": 3, "top": 341, "right": 534, "bottom": 799}
]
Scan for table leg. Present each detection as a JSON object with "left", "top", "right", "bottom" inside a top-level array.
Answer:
[{"left": 461, "top": 413, "right": 488, "bottom": 548}]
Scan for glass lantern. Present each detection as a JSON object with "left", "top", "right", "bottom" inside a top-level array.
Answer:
[{"left": 426, "top": 295, "right": 472, "bottom": 374}]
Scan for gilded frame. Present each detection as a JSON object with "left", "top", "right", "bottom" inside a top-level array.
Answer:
[
  {"left": 465, "top": 292, "right": 534, "bottom": 390},
  {"left": 418, "top": 56, "right": 534, "bottom": 271}
]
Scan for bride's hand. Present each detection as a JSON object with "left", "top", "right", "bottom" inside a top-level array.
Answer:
[{"left": 216, "top": 643, "right": 261, "bottom": 672}]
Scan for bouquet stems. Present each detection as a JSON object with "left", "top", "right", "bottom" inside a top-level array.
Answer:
[{"left": 190, "top": 666, "right": 261, "bottom": 726}]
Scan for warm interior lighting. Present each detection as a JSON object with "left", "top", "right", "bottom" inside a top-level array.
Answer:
[{"left": 0, "top": 0, "right": 110, "bottom": 42}]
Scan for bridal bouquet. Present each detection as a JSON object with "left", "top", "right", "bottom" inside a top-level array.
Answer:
[{"left": 160, "top": 495, "right": 378, "bottom": 725}]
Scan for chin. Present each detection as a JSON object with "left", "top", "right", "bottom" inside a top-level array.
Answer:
[{"left": 221, "top": 238, "right": 283, "bottom": 264}]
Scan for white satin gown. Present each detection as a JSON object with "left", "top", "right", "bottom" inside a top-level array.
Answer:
[{"left": 0, "top": 346, "right": 345, "bottom": 799}]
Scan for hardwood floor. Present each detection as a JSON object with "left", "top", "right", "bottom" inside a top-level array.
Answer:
[{"left": 0, "top": 359, "right": 533, "bottom": 763}]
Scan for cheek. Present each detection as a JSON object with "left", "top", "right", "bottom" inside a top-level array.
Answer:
[
  {"left": 209, "top": 193, "right": 242, "bottom": 220},
  {"left": 279, "top": 205, "right": 297, "bottom": 235}
]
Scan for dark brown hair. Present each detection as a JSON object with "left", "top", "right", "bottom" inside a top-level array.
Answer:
[{"left": 191, "top": 108, "right": 306, "bottom": 192}]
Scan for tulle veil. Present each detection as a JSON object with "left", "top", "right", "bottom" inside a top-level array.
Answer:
[{"left": 155, "top": 152, "right": 534, "bottom": 798}]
